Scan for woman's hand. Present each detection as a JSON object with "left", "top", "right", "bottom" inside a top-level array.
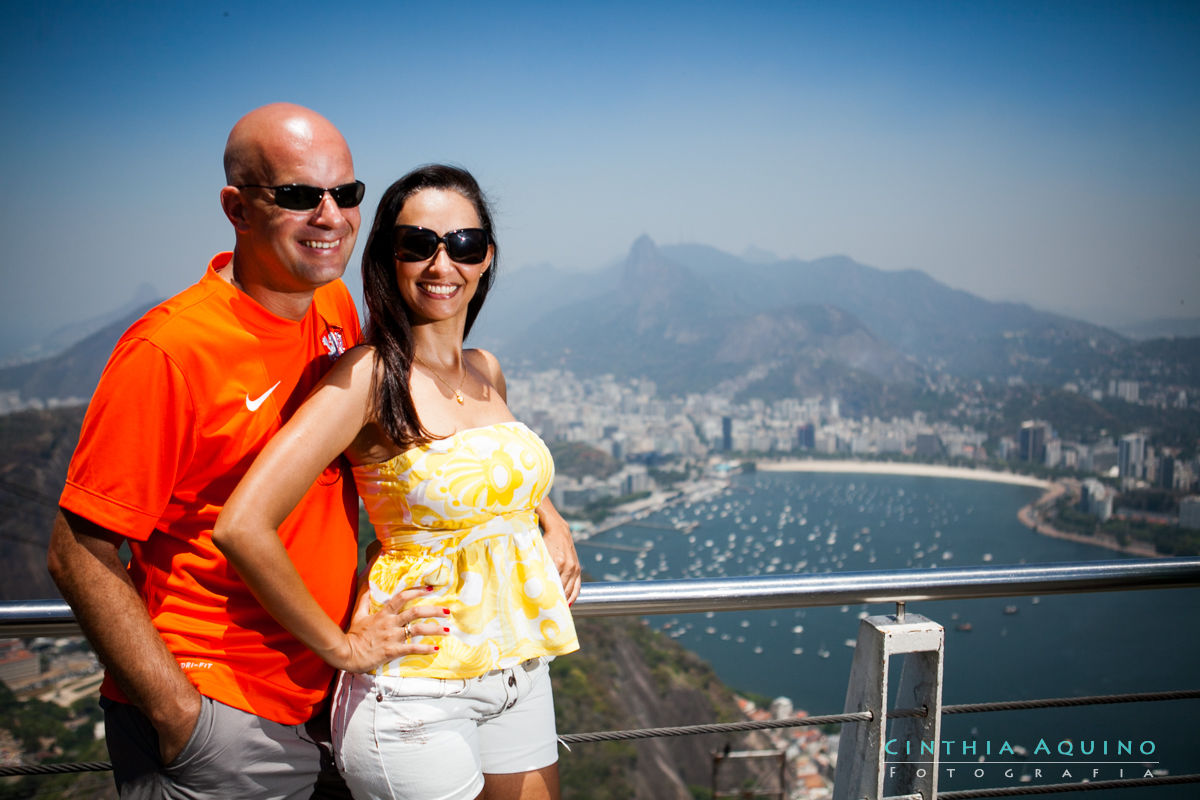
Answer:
[
  {"left": 333, "top": 587, "right": 450, "bottom": 673},
  {"left": 537, "top": 499, "right": 581, "bottom": 605}
]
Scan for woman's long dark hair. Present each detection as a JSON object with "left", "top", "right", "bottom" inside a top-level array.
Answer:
[{"left": 361, "top": 164, "right": 498, "bottom": 450}]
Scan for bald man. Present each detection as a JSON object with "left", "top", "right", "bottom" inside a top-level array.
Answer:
[{"left": 48, "top": 104, "right": 366, "bottom": 799}]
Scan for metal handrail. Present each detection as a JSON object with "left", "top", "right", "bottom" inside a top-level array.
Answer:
[
  {"left": 572, "top": 556, "right": 1200, "bottom": 616},
  {"left": 1, "top": 599, "right": 84, "bottom": 637},
  {"left": 5, "top": 557, "right": 1200, "bottom": 636},
  {"left": 4, "top": 557, "right": 1200, "bottom": 795}
]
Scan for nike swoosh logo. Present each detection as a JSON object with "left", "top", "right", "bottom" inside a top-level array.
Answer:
[{"left": 245, "top": 381, "right": 281, "bottom": 412}]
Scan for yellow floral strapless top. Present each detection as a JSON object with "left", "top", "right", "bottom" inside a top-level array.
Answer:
[{"left": 353, "top": 421, "right": 578, "bottom": 678}]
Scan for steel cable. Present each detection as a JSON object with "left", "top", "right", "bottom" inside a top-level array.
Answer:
[{"left": 3, "top": 688, "right": 1196, "bottom": 778}]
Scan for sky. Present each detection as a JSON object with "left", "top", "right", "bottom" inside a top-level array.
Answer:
[{"left": 2, "top": 0, "right": 1198, "bottom": 357}]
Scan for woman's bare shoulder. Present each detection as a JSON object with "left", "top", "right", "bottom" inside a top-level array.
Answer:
[
  {"left": 465, "top": 348, "right": 506, "bottom": 402},
  {"left": 323, "top": 344, "right": 380, "bottom": 384},
  {"left": 465, "top": 347, "right": 504, "bottom": 382}
]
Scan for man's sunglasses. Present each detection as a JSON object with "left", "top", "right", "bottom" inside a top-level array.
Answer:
[
  {"left": 237, "top": 181, "right": 366, "bottom": 211},
  {"left": 394, "top": 225, "right": 491, "bottom": 265}
]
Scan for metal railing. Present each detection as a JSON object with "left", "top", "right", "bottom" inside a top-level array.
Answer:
[
  {"left": 566, "top": 556, "right": 1200, "bottom": 617},
  {"left": 7, "top": 557, "right": 1199, "bottom": 634},
  {"left": 4, "top": 556, "right": 1200, "bottom": 797}
]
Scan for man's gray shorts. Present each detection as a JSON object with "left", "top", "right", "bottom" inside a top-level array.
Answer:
[{"left": 101, "top": 695, "right": 350, "bottom": 800}]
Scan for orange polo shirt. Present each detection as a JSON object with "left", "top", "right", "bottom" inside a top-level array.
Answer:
[{"left": 61, "top": 252, "right": 361, "bottom": 725}]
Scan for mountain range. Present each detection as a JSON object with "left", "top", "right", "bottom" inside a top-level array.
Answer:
[
  {"left": 4, "top": 237, "right": 1196, "bottom": 411},
  {"left": 0, "top": 282, "right": 160, "bottom": 368},
  {"left": 473, "top": 236, "right": 1144, "bottom": 401},
  {"left": 0, "top": 302, "right": 156, "bottom": 403}
]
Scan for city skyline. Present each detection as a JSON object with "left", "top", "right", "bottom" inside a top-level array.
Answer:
[{"left": 3, "top": 1, "right": 1198, "bottom": 357}]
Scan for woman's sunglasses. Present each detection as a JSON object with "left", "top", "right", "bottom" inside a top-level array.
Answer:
[
  {"left": 237, "top": 181, "right": 366, "bottom": 211},
  {"left": 394, "top": 225, "right": 491, "bottom": 265}
]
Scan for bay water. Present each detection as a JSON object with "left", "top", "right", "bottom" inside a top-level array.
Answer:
[{"left": 575, "top": 471, "right": 1200, "bottom": 796}]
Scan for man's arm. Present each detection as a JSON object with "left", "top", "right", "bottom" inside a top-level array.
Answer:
[{"left": 47, "top": 510, "right": 201, "bottom": 763}]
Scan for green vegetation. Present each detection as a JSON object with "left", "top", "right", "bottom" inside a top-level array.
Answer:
[
  {"left": 0, "top": 407, "right": 85, "bottom": 463},
  {"left": 648, "top": 465, "right": 692, "bottom": 488},
  {"left": 991, "top": 385, "right": 1200, "bottom": 457},
  {"left": 0, "top": 681, "right": 109, "bottom": 800},
  {"left": 549, "top": 622, "right": 643, "bottom": 800},
  {"left": 1053, "top": 498, "right": 1200, "bottom": 556},
  {"left": 548, "top": 441, "right": 621, "bottom": 480},
  {"left": 0, "top": 406, "right": 88, "bottom": 602},
  {"left": 730, "top": 688, "right": 775, "bottom": 711},
  {"left": 1118, "top": 488, "right": 1178, "bottom": 514},
  {"left": 551, "top": 616, "right": 751, "bottom": 798},
  {"left": 736, "top": 359, "right": 955, "bottom": 421},
  {"left": 561, "top": 491, "right": 653, "bottom": 524}
]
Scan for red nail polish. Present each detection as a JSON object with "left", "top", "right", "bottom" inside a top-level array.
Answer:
[
  {"left": 442, "top": 608, "right": 450, "bottom": 614},
  {"left": 434, "top": 646, "right": 440, "bottom": 651},
  {"left": 443, "top": 627, "right": 450, "bottom": 632},
  {"left": 425, "top": 586, "right": 434, "bottom": 592}
]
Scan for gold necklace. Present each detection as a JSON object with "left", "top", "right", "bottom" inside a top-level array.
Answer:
[{"left": 414, "top": 353, "right": 466, "bottom": 404}]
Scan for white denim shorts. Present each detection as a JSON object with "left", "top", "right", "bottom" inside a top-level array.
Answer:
[{"left": 331, "top": 658, "right": 558, "bottom": 800}]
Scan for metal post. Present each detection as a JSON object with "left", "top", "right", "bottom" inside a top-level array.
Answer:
[{"left": 833, "top": 613, "right": 943, "bottom": 800}]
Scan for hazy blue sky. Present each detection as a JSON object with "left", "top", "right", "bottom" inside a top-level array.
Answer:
[{"left": 3, "top": 0, "right": 1198, "bottom": 355}]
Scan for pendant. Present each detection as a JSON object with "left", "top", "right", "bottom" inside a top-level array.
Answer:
[{"left": 454, "top": 390, "right": 465, "bottom": 405}]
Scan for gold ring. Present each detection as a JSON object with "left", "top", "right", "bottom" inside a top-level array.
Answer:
[{"left": 404, "top": 622, "right": 412, "bottom": 643}]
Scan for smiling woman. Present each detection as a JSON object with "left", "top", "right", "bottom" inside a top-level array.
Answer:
[
  {"left": 213, "top": 165, "right": 581, "bottom": 800},
  {"left": 392, "top": 189, "right": 493, "bottom": 330}
]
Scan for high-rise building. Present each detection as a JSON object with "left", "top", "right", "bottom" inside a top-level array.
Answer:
[
  {"left": 997, "top": 436, "right": 1018, "bottom": 461},
  {"left": 915, "top": 432, "right": 942, "bottom": 457},
  {"left": 1158, "top": 457, "right": 1176, "bottom": 490},
  {"left": 796, "top": 423, "right": 815, "bottom": 450},
  {"left": 769, "top": 696, "right": 794, "bottom": 720},
  {"left": 1111, "top": 380, "right": 1140, "bottom": 403},
  {"left": 1089, "top": 440, "right": 1119, "bottom": 474},
  {"left": 722, "top": 415, "right": 733, "bottom": 452},
  {"left": 1061, "top": 445, "right": 1079, "bottom": 470},
  {"left": 621, "top": 464, "right": 651, "bottom": 495},
  {"left": 1044, "top": 438, "right": 1062, "bottom": 469},
  {"left": 1180, "top": 497, "right": 1200, "bottom": 530},
  {"left": 1078, "top": 478, "right": 1113, "bottom": 522},
  {"left": 1018, "top": 420, "right": 1048, "bottom": 463},
  {"left": 1118, "top": 433, "right": 1146, "bottom": 480},
  {"left": 0, "top": 639, "right": 39, "bottom": 687}
]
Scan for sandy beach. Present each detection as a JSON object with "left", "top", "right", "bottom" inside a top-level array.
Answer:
[
  {"left": 577, "top": 459, "right": 1162, "bottom": 558},
  {"left": 758, "top": 459, "right": 1164, "bottom": 558},
  {"left": 757, "top": 458, "right": 1050, "bottom": 488}
]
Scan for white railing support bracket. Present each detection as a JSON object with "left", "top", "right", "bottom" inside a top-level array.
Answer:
[{"left": 834, "top": 612, "right": 944, "bottom": 800}]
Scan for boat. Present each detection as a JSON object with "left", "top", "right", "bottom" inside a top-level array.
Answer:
[
  {"left": 1003, "top": 605, "right": 1019, "bottom": 615},
  {"left": 956, "top": 622, "right": 973, "bottom": 632}
]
